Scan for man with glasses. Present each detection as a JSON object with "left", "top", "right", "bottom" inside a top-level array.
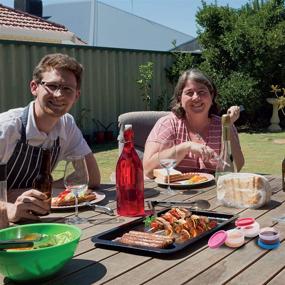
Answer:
[{"left": 0, "top": 53, "right": 101, "bottom": 222}]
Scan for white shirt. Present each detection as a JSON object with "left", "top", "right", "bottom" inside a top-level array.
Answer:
[{"left": 0, "top": 102, "right": 91, "bottom": 164}]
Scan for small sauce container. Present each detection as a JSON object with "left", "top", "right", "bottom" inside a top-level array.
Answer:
[
  {"left": 225, "top": 229, "right": 245, "bottom": 248},
  {"left": 235, "top": 217, "right": 260, "bottom": 238},
  {"left": 259, "top": 227, "right": 279, "bottom": 245}
]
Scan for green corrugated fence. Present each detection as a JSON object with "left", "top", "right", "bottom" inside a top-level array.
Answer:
[{"left": 0, "top": 40, "right": 175, "bottom": 137}]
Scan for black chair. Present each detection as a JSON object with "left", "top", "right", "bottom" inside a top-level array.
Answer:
[{"left": 118, "top": 111, "right": 170, "bottom": 159}]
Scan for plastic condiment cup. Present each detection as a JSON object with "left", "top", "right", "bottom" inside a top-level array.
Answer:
[
  {"left": 259, "top": 227, "right": 279, "bottom": 245},
  {"left": 258, "top": 238, "right": 280, "bottom": 250},
  {"left": 208, "top": 230, "right": 227, "bottom": 249},
  {"left": 235, "top": 218, "right": 260, "bottom": 238},
  {"left": 224, "top": 229, "right": 245, "bottom": 248}
]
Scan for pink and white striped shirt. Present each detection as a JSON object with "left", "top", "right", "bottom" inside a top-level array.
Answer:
[{"left": 146, "top": 112, "right": 240, "bottom": 174}]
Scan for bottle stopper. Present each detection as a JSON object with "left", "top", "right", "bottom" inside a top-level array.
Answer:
[{"left": 124, "top": 124, "right": 132, "bottom": 130}]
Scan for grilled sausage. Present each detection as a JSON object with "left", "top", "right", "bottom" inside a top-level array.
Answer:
[{"left": 119, "top": 231, "right": 174, "bottom": 248}]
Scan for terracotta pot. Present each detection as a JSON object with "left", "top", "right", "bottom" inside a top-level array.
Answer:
[
  {"left": 104, "top": 131, "right": 113, "bottom": 142},
  {"left": 95, "top": 131, "right": 105, "bottom": 143}
]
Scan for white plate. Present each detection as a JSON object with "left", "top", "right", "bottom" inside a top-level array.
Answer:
[
  {"left": 155, "top": 172, "right": 215, "bottom": 188},
  {"left": 51, "top": 191, "right": 106, "bottom": 210}
]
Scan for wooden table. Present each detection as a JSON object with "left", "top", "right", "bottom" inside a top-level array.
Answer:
[{"left": 3, "top": 175, "right": 285, "bottom": 285}]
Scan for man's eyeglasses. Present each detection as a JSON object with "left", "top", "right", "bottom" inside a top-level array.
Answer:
[{"left": 40, "top": 81, "right": 76, "bottom": 96}]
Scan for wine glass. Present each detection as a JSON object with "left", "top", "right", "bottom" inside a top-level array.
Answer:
[
  {"left": 158, "top": 140, "right": 177, "bottom": 195},
  {"left": 64, "top": 156, "right": 89, "bottom": 224}
]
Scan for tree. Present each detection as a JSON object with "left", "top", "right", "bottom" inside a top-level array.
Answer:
[{"left": 195, "top": 0, "right": 285, "bottom": 124}]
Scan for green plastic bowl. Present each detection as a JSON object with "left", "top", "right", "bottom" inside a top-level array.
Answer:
[{"left": 0, "top": 223, "right": 81, "bottom": 282}]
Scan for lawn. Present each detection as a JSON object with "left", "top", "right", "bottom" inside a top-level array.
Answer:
[
  {"left": 52, "top": 131, "right": 285, "bottom": 182},
  {"left": 239, "top": 131, "right": 285, "bottom": 175}
]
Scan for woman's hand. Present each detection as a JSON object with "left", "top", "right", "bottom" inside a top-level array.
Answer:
[
  {"left": 6, "top": 189, "right": 50, "bottom": 223},
  {"left": 227, "top": 105, "right": 240, "bottom": 125},
  {"left": 186, "top": 141, "right": 216, "bottom": 161}
]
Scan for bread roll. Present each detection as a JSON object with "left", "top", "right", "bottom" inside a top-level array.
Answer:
[{"left": 217, "top": 173, "right": 271, "bottom": 209}]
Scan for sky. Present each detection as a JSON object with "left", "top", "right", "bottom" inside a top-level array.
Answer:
[{"left": 1, "top": 0, "right": 250, "bottom": 36}]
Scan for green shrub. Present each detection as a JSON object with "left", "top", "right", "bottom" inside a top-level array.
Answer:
[
  {"left": 136, "top": 62, "right": 154, "bottom": 111},
  {"left": 217, "top": 72, "right": 260, "bottom": 114}
]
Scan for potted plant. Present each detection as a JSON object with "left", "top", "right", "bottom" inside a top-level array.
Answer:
[
  {"left": 267, "top": 85, "right": 285, "bottom": 131},
  {"left": 92, "top": 119, "right": 105, "bottom": 144},
  {"left": 96, "top": 120, "right": 114, "bottom": 142},
  {"left": 270, "top": 85, "right": 285, "bottom": 113},
  {"left": 76, "top": 108, "right": 92, "bottom": 144}
]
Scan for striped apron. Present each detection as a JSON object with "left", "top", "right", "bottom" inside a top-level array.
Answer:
[{"left": 7, "top": 105, "right": 61, "bottom": 190}]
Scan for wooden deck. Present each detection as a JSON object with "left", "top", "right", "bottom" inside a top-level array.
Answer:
[{"left": 2, "top": 175, "right": 285, "bottom": 285}]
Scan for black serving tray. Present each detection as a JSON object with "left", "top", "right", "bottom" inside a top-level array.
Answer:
[{"left": 91, "top": 209, "right": 238, "bottom": 255}]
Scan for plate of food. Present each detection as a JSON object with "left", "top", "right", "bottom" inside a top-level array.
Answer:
[
  {"left": 51, "top": 188, "right": 106, "bottom": 210},
  {"left": 92, "top": 207, "right": 237, "bottom": 255},
  {"left": 153, "top": 169, "right": 215, "bottom": 188}
]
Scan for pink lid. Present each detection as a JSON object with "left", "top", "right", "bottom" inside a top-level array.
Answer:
[
  {"left": 235, "top": 217, "right": 255, "bottom": 227},
  {"left": 208, "top": 230, "right": 227, "bottom": 248}
]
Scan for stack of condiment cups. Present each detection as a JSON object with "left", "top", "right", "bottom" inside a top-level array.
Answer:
[
  {"left": 258, "top": 227, "right": 280, "bottom": 250},
  {"left": 224, "top": 228, "right": 245, "bottom": 248},
  {"left": 208, "top": 217, "right": 280, "bottom": 250},
  {"left": 235, "top": 217, "right": 260, "bottom": 238}
]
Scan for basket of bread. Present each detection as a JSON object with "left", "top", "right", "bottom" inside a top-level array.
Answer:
[{"left": 216, "top": 173, "right": 272, "bottom": 209}]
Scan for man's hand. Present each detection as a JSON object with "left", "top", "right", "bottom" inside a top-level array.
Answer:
[{"left": 6, "top": 189, "right": 50, "bottom": 223}]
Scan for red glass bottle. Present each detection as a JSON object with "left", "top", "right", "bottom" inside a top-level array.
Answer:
[{"left": 116, "top": 124, "right": 145, "bottom": 216}]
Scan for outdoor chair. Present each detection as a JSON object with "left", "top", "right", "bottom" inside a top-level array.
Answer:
[{"left": 117, "top": 111, "right": 170, "bottom": 159}]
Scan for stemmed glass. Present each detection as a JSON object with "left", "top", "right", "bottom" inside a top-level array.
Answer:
[
  {"left": 158, "top": 140, "right": 177, "bottom": 195},
  {"left": 64, "top": 156, "right": 89, "bottom": 224}
]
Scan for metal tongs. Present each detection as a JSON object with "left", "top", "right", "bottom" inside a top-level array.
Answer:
[
  {"left": 85, "top": 202, "right": 115, "bottom": 216},
  {"left": 147, "top": 199, "right": 211, "bottom": 213},
  {"left": 0, "top": 233, "right": 43, "bottom": 250}
]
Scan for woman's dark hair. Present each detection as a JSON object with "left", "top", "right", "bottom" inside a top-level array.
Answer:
[{"left": 171, "top": 68, "right": 220, "bottom": 118}]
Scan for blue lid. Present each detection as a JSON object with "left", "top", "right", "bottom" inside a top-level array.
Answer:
[{"left": 258, "top": 238, "right": 280, "bottom": 250}]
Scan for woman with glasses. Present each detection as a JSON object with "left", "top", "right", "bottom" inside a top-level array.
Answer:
[
  {"left": 0, "top": 53, "right": 101, "bottom": 222},
  {"left": 143, "top": 68, "right": 244, "bottom": 177}
]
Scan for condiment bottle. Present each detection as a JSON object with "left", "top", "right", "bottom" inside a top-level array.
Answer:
[
  {"left": 32, "top": 149, "right": 53, "bottom": 212},
  {"left": 215, "top": 114, "right": 237, "bottom": 182},
  {"left": 282, "top": 158, "right": 285, "bottom": 191},
  {"left": 116, "top": 124, "right": 145, "bottom": 217},
  {"left": 0, "top": 163, "right": 7, "bottom": 202}
]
